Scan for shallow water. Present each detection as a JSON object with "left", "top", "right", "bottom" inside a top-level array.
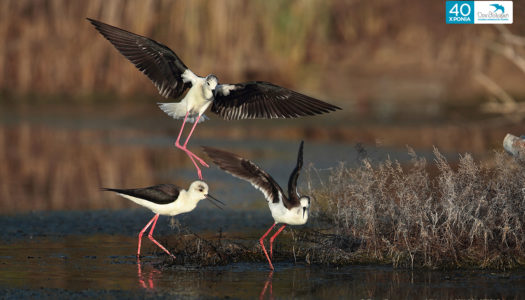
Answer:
[
  {"left": 1, "top": 210, "right": 524, "bottom": 299},
  {"left": 1, "top": 234, "right": 524, "bottom": 299}
]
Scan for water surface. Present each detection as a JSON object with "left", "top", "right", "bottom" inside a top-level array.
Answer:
[{"left": 1, "top": 211, "right": 524, "bottom": 299}]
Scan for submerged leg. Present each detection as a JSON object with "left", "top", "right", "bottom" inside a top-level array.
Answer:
[
  {"left": 259, "top": 223, "right": 277, "bottom": 270},
  {"left": 137, "top": 214, "right": 158, "bottom": 257},
  {"left": 269, "top": 225, "right": 286, "bottom": 259},
  {"left": 147, "top": 214, "right": 176, "bottom": 258}
]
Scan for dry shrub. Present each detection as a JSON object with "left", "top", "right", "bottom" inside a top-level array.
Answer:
[{"left": 312, "top": 148, "right": 525, "bottom": 269}]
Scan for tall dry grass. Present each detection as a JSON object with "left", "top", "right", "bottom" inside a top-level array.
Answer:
[
  {"left": 0, "top": 124, "right": 191, "bottom": 213},
  {"left": 1, "top": 0, "right": 523, "bottom": 101},
  {"left": 310, "top": 148, "right": 525, "bottom": 269}
]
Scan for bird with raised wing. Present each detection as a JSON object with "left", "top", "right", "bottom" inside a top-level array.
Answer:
[
  {"left": 102, "top": 181, "right": 224, "bottom": 258},
  {"left": 88, "top": 18, "right": 341, "bottom": 180},
  {"left": 203, "top": 141, "right": 310, "bottom": 270}
]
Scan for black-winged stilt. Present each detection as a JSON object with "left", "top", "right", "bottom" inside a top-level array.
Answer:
[
  {"left": 102, "top": 181, "right": 224, "bottom": 258},
  {"left": 203, "top": 141, "right": 310, "bottom": 270},
  {"left": 87, "top": 19, "right": 341, "bottom": 180}
]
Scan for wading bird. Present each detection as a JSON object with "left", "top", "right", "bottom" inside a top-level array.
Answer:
[
  {"left": 102, "top": 181, "right": 224, "bottom": 258},
  {"left": 203, "top": 141, "right": 310, "bottom": 270},
  {"left": 88, "top": 19, "right": 341, "bottom": 179}
]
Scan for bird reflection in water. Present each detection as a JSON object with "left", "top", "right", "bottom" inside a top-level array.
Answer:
[
  {"left": 137, "top": 258, "right": 160, "bottom": 289},
  {"left": 259, "top": 271, "right": 274, "bottom": 300}
]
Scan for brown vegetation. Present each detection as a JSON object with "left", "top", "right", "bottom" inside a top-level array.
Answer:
[
  {"left": 1, "top": 0, "right": 525, "bottom": 104},
  {"left": 157, "top": 148, "right": 525, "bottom": 270},
  {"left": 309, "top": 148, "right": 525, "bottom": 269}
]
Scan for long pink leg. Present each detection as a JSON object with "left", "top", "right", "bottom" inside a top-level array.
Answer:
[
  {"left": 269, "top": 225, "right": 286, "bottom": 259},
  {"left": 181, "top": 115, "right": 209, "bottom": 167},
  {"left": 174, "top": 112, "right": 190, "bottom": 147},
  {"left": 185, "top": 150, "right": 205, "bottom": 180},
  {"left": 137, "top": 214, "right": 158, "bottom": 257},
  {"left": 174, "top": 113, "right": 208, "bottom": 179},
  {"left": 259, "top": 223, "right": 277, "bottom": 270},
  {"left": 147, "top": 214, "right": 176, "bottom": 258}
]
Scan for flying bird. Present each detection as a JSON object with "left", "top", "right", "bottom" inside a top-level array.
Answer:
[
  {"left": 88, "top": 18, "right": 341, "bottom": 180},
  {"left": 203, "top": 141, "right": 310, "bottom": 270},
  {"left": 102, "top": 181, "right": 224, "bottom": 258}
]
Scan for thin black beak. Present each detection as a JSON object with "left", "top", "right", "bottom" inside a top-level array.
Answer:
[
  {"left": 206, "top": 193, "right": 225, "bottom": 210},
  {"left": 303, "top": 207, "right": 306, "bottom": 218}
]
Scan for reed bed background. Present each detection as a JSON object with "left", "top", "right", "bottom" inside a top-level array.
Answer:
[
  {"left": 1, "top": 0, "right": 525, "bottom": 104},
  {"left": 308, "top": 149, "right": 525, "bottom": 269}
]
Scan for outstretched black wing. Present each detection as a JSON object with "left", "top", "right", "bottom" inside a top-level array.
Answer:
[
  {"left": 202, "top": 146, "right": 296, "bottom": 207},
  {"left": 87, "top": 18, "right": 191, "bottom": 99},
  {"left": 211, "top": 81, "right": 341, "bottom": 120},
  {"left": 287, "top": 141, "right": 304, "bottom": 207},
  {"left": 102, "top": 184, "right": 181, "bottom": 205}
]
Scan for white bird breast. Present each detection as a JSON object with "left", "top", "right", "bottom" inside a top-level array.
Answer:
[{"left": 269, "top": 201, "right": 308, "bottom": 225}]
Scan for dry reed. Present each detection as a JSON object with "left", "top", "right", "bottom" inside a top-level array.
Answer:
[
  {"left": 1, "top": 0, "right": 524, "bottom": 102},
  {"left": 308, "top": 148, "right": 525, "bottom": 269}
]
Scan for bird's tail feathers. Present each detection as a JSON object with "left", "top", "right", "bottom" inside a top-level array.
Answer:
[{"left": 158, "top": 102, "right": 208, "bottom": 123}]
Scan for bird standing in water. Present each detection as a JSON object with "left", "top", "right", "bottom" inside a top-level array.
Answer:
[
  {"left": 88, "top": 19, "right": 340, "bottom": 179},
  {"left": 203, "top": 141, "right": 310, "bottom": 270},
  {"left": 102, "top": 181, "right": 224, "bottom": 258}
]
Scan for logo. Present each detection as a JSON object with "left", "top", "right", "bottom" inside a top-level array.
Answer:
[
  {"left": 475, "top": 2, "right": 512, "bottom": 23},
  {"left": 446, "top": 1, "right": 474, "bottom": 24},
  {"left": 446, "top": 1, "right": 513, "bottom": 24},
  {"left": 490, "top": 3, "right": 505, "bottom": 13}
]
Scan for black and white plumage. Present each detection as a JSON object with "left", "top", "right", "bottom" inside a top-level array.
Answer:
[
  {"left": 87, "top": 18, "right": 341, "bottom": 180},
  {"left": 87, "top": 18, "right": 340, "bottom": 121},
  {"left": 203, "top": 141, "right": 310, "bottom": 270},
  {"left": 102, "top": 181, "right": 224, "bottom": 258}
]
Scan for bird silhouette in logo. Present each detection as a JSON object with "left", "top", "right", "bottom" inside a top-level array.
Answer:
[{"left": 490, "top": 3, "right": 505, "bottom": 13}]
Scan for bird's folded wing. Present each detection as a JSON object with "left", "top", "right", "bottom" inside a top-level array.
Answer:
[
  {"left": 102, "top": 184, "right": 180, "bottom": 205},
  {"left": 211, "top": 81, "right": 341, "bottom": 120}
]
